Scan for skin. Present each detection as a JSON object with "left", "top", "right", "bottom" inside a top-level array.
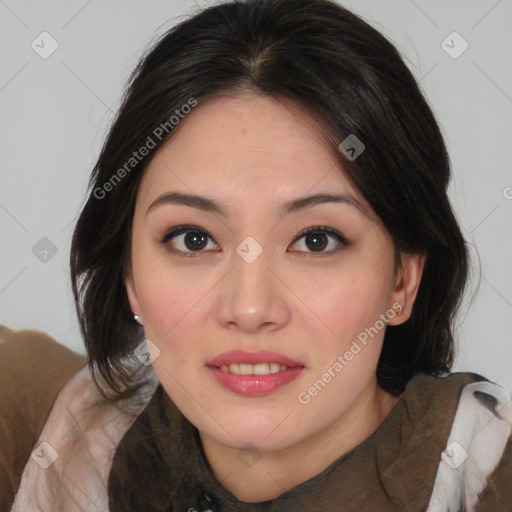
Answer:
[{"left": 125, "top": 93, "right": 425, "bottom": 502}]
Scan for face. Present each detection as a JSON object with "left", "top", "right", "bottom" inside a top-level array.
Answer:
[{"left": 125, "top": 93, "right": 422, "bottom": 453}]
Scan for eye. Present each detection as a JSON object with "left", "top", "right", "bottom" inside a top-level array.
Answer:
[
  {"left": 289, "top": 226, "right": 350, "bottom": 257},
  {"left": 159, "top": 225, "right": 219, "bottom": 258},
  {"left": 159, "top": 224, "right": 350, "bottom": 258}
]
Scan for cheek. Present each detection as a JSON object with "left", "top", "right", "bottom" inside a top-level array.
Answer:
[
  {"left": 306, "top": 253, "right": 394, "bottom": 366},
  {"left": 136, "top": 270, "right": 205, "bottom": 397},
  {"left": 132, "top": 239, "right": 201, "bottom": 336},
  {"left": 139, "top": 277, "right": 202, "bottom": 346},
  {"left": 133, "top": 262, "right": 217, "bottom": 386}
]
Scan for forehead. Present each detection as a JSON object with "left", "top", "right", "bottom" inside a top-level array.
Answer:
[{"left": 137, "top": 93, "right": 370, "bottom": 216}]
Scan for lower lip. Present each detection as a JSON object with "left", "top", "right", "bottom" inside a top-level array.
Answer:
[{"left": 207, "top": 366, "right": 304, "bottom": 396}]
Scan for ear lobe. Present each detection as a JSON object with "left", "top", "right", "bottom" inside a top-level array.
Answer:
[
  {"left": 387, "top": 252, "right": 426, "bottom": 326},
  {"left": 124, "top": 274, "right": 141, "bottom": 317}
]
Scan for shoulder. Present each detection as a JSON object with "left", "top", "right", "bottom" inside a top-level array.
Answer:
[
  {"left": 0, "top": 325, "right": 87, "bottom": 432},
  {"left": 420, "top": 372, "right": 512, "bottom": 511},
  {"left": 393, "top": 371, "right": 488, "bottom": 446},
  {"left": 10, "top": 340, "right": 159, "bottom": 512},
  {"left": 0, "top": 325, "right": 87, "bottom": 402},
  {"left": 0, "top": 326, "right": 86, "bottom": 510},
  {"left": 404, "top": 370, "right": 488, "bottom": 404},
  {"left": 404, "top": 371, "right": 511, "bottom": 444}
]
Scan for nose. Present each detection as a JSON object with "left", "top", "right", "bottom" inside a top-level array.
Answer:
[{"left": 216, "top": 243, "right": 291, "bottom": 334}]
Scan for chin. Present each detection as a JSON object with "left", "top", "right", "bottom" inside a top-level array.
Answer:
[{"left": 199, "top": 413, "right": 304, "bottom": 452}]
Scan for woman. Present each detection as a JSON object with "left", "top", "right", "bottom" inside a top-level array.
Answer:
[{"left": 11, "top": 0, "right": 512, "bottom": 510}]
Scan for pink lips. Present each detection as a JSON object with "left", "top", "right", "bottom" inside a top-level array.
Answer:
[
  {"left": 206, "top": 349, "right": 305, "bottom": 396},
  {"left": 206, "top": 349, "right": 305, "bottom": 368}
]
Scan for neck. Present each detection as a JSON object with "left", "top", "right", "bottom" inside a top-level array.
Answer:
[{"left": 198, "top": 381, "right": 402, "bottom": 503}]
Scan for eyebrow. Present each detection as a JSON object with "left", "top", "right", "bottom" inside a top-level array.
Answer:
[{"left": 146, "top": 191, "right": 366, "bottom": 218}]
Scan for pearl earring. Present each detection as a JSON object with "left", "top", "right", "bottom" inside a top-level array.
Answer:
[{"left": 133, "top": 314, "right": 141, "bottom": 323}]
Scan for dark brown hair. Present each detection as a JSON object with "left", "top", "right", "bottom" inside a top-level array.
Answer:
[{"left": 70, "top": 0, "right": 470, "bottom": 403}]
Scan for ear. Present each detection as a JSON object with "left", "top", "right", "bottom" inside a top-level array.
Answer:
[
  {"left": 387, "top": 252, "right": 426, "bottom": 326},
  {"left": 125, "top": 272, "right": 142, "bottom": 323}
]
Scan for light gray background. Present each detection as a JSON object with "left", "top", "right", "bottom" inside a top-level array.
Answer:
[{"left": 1, "top": 0, "right": 511, "bottom": 387}]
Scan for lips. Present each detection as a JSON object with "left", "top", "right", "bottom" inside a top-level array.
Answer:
[
  {"left": 206, "top": 349, "right": 305, "bottom": 396},
  {"left": 206, "top": 349, "right": 305, "bottom": 368}
]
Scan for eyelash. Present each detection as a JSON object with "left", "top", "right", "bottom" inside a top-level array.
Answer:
[{"left": 159, "top": 225, "right": 350, "bottom": 258}]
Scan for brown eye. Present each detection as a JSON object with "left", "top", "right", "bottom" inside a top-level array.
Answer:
[
  {"left": 160, "top": 226, "right": 218, "bottom": 257},
  {"left": 159, "top": 224, "right": 349, "bottom": 258},
  {"left": 303, "top": 232, "right": 329, "bottom": 251},
  {"left": 290, "top": 226, "right": 350, "bottom": 256}
]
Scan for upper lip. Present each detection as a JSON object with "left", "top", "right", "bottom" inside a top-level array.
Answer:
[{"left": 206, "top": 349, "right": 305, "bottom": 368}]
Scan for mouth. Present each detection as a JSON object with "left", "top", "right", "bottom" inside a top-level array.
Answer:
[
  {"left": 216, "top": 362, "right": 295, "bottom": 375},
  {"left": 206, "top": 349, "right": 305, "bottom": 396}
]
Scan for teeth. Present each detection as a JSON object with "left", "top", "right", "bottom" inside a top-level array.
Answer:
[
  {"left": 219, "top": 363, "right": 289, "bottom": 375},
  {"left": 239, "top": 363, "right": 253, "bottom": 375}
]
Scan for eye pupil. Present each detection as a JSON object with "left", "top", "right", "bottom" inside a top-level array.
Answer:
[
  {"left": 306, "top": 233, "right": 328, "bottom": 251},
  {"left": 185, "top": 232, "right": 207, "bottom": 250}
]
